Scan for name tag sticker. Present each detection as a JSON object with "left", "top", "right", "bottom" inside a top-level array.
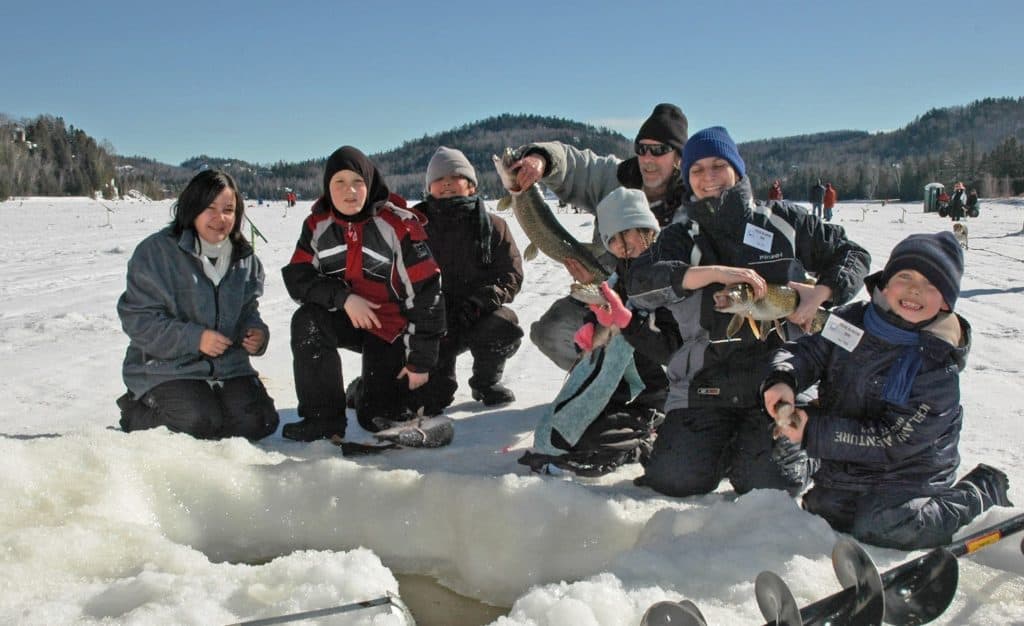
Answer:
[
  {"left": 822, "top": 314, "right": 864, "bottom": 352},
  {"left": 743, "top": 223, "right": 774, "bottom": 252}
]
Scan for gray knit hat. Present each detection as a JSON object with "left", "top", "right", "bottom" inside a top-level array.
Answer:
[
  {"left": 425, "top": 146, "right": 477, "bottom": 191},
  {"left": 596, "top": 188, "right": 661, "bottom": 250}
]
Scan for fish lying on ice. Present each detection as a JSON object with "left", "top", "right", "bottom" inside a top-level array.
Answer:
[{"left": 373, "top": 414, "right": 455, "bottom": 448}]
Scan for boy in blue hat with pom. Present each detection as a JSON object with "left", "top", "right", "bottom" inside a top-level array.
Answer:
[{"left": 763, "top": 231, "right": 1013, "bottom": 549}]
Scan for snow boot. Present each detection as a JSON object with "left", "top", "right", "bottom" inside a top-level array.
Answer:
[
  {"left": 345, "top": 376, "right": 362, "bottom": 410},
  {"left": 282, "top": 417, "right": 344, "bottom": 442},
  {"left": 471, "top": 383, "right": 516, "bottom": 406},
  {"left": 957, "top": 463, "right": 1013, "bottom": 513},
  {"left": 468, "top": 345, "right": 517, "bottom": 406}
]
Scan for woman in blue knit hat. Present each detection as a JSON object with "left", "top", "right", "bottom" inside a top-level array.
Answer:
[{"left": 624, "top": 126, "right": 872, "bottom": 498}]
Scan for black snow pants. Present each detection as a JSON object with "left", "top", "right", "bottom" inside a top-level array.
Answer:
[
  {"left": 637, "top": 406, "right": 811, "bottom": 497},
  {"left": 118, "top": 376, "right": 279, "bottom": 441},
  {"left": 417, "top": 305, "right": 523, "bottom": 414},
  {"left": 290, "top": 303, "right": 436, "bottom": 433}
]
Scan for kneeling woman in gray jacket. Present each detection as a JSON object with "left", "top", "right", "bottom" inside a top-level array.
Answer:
[{"left": 116, "top": 170, "right": 279, "bottom": 440}]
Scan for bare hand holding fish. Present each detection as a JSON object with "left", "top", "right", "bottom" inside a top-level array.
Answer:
[
  {"left": 492, "top": 149, "right": 609, "bottom": 290},
  {"left": 508, "top": 153, "right": 546, "bottom": 190},
  {"left": 763, "top": 382, "right": 807, "bottom": 443}
]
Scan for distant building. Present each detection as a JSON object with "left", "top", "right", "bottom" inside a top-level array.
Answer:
[{"left": 10, "top": 127, "right": 37, "bottom": 150}]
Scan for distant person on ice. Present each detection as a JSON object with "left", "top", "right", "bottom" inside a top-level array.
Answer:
[
  {"left": 823, "top": 182, "right": 837, "bottom": 221},
  {"left": 763, "top": 232, "right": 1013, "bottom": 549},
  {"left": 415, "top": 146, "right": 525, "bottom": 410},
  {"left": 507, "top": 103, "right": 689, "bottom": 370},
  {"left": 948, "top": 182, "right": 967, "bottom": 221},
  {"left": 937, "top": 188, "right": 951, "bottom": 216},
  {"left": 280, "top": 146, "right": 444, "bottom": 442},
  {"left": 116, "top": 169, "right": 279, "bottom": 440},
  {"left": 624, "top": 126, "right": 871, "bottom": 497},
  {"left": 809, "top": 179, "right": 826, "bottom": 219},
  {"left": 965, "top": 188, "right": 980, "bottom": 217},
  {"left": 768, "top": 179, "right": 783, "bottom": 201}
]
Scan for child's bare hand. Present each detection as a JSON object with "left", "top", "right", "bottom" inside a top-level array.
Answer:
[
  {"left": 763, "top": 382, "right": 795, "bottom": 420},
  {"left": 773, "top": 407, "right": 808, "bottom": 444},
  {"left": 344, "top": 294, "right": 382, "bottom": 329},
  {"left": 397, "top": 367, "right": 429, "bottom": 390}
]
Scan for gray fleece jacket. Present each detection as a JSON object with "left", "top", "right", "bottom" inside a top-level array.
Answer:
[{"left": 117, "top": 227, "right": 268, "bottom": 397}]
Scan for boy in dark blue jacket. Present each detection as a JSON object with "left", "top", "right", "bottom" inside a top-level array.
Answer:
[{"left": 763, "top": 232, "right": 1013, "bottom": 549}]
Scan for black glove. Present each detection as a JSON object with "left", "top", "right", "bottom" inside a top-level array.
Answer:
[
  {"left": 469, "top": 286, "right": 501, "bottom": 314},
  {"left": 455, "top": 298, "right": 482, "bottom": 328}
]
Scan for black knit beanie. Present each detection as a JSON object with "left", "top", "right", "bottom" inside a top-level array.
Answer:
[
  {"left": 636, "top": 103, "right": 689, "bottom": 150},
  {"left": 881, "top": 231, "right": 964, "bottom": 310},
  {"left": 322, "top": 146, "right": 390, "bottom": 216}
]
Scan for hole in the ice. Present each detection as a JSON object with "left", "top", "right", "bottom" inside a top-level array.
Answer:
[
  {"left": 237, "top": 557, "right": 510, "bottom": 625},
  {"left": 394, "top": 574, "right": 509, "bottom": 626}
]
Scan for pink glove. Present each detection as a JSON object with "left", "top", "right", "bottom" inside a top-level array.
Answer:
[
  {"left": 588, "top": 282, "right": 632, "bottom": 328},
  {"left": 573, "top": 322, "right": 596, "bottom": 352}
]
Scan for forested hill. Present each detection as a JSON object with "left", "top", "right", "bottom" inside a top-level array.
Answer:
[
  {"left": 3, "top": 97, "right": 1024, "bottom": 202},
  {"left": 162, "top": 114, "right": 633, "bottom": 202},
  {"left": 372, "top": 114, "right": 632, "bottom": 200},
  {"left": 741, "top": 97, "right": 1024, "bottom": 200}
]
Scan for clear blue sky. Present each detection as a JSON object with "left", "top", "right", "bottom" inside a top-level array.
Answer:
[{"left": 4, "top": 0, "right": 1022, "bottom": 165}]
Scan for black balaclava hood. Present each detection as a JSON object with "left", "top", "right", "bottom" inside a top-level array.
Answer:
[{"left": 322, "top": 145, "right": 391, "bottom": 221}]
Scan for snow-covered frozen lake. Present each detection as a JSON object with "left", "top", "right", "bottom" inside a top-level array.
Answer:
[{"left": 1, "top": 194, "right": 1021, "bottom": 625}]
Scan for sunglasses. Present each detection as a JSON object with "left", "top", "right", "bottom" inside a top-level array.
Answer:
[{"left": 635, "top": 142, "right": 674, "bottom": 157}]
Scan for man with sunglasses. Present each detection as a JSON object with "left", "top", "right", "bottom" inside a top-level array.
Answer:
[{"left": 508, "top": 103, "right": 688, "bottom": 369}]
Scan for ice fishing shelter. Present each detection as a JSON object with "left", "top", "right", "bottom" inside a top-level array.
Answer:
[{"left": 923, "top": 182, "right": 945, "bottom": 212}]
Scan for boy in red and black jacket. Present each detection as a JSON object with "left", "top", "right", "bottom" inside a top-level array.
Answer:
[{"left": 281, "top": 146, "right": 444, "bottom": 441}]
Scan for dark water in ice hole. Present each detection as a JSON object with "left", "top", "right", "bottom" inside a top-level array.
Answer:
[
  {"left": 395, "top": 574, "right": 508, "bottom": 626},
  {"left": 236, "top": 555, "right": 508, "bottom": 625}
]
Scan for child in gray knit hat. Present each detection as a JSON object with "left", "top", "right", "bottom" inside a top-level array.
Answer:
[
  {"left": 575, "top": 187, "right": 664, "bottom": 353},
  {"left": 415, "top": 146, "right": 525, "bottom": 410},
  {"left": 425, "top": 146, "right": 477, "bottom": 192},
  {"left": 596, "top": 187, "right": 661, "bottom": 258},
  {"left": 519, "top": 187, "right": 674, "bottom": 477}
]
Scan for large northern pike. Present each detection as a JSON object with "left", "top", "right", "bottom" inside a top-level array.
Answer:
[
  {"left": 492, "top": 148, "right": 609, "bottom": 285},
  {"left": 713, "top": 282, "right": 829, "bottom": 340}
]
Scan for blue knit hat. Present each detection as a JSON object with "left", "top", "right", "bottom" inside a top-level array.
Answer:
[
  {"left": 881, "top": 231, "right": 964, "bottom": 310},
  {"left": 681, "top": 126, "right": 746, "bottom": 180}
]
